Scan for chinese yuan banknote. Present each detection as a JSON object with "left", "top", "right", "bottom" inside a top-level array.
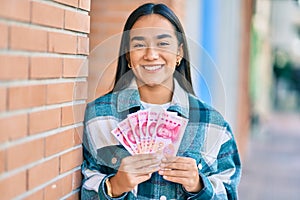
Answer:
[
  {"left": 146, "top": 107, "right": 164, "bottom": 152},
  {"left": 111, "top": 108, "right": 188, "bottom": 155},
  {"left": 152, "top": 111, "right": 188, "bottom": 156},
  {"left": 137, "top": 110, "right": 148, "bottom": 152},
  {"left": 111, "top": 127, "right": 135, "bottom": 155},
  {"left": 127, "top": 112, "right": 142, "bottom": 153},
  {"left": 117, "top": 118, "right": 139, "bottom": 154}
]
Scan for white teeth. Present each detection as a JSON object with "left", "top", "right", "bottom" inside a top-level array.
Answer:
[{"left": 143, "top": 65, "right": 162, "bottom": 71}]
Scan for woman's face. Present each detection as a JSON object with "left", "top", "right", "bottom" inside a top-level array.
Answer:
[{"left": 128, "top": 14, "right": 183, "bottom": 88}]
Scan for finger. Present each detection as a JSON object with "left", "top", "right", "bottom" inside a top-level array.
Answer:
[
  {"left": 159, "top": 168, "right": 193, "bottom": 178},
  {"left": 161, "top": 172, "right": 202, "bottom": 193},
  {"left": 131, "top": 163, "right": 161, "bottom": 174},
  {"left": 121, "top": 155, "right": 161, "bottom": 171},
  {"left": 161, "top": 175, "right": 187, "bottom": 184},
  {"left": 129, "top": 157, "right": 161, "bottom": 170},
  {"left": 132, "top": 153, "right": 162, "bottom": 161},
  {"left": 159, "top": 170, "right": 200, "bottom": 189},
  {"left": 160, "top": 162, "right": 194, "bottom": 171},
  {"left": 120, "top": 160, "right": 161, "bottom": 174},
  {"left": 161, "top": 156, "right": 194, "bottom": 164},
  {"left": 134, "top": 173, "right": 153, "bottom": 183}
]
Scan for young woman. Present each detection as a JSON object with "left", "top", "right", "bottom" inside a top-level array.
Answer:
[{"left": 81, "top": 3, "right": 241, "bottom": 199}]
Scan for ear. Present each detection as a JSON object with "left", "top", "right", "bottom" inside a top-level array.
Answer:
[
  {"left": 177, "top": 44, "right": 184, "bottom": 60},
  {"left": 126, "top": 52, "right": 130, "bottom": 64}
]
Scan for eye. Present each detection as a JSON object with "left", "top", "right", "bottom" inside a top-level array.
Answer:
[
  {"left": 158, "top": 41, "right": 170, "bottom": 47},
  {"left": 132, "top": 43, "right": 146, "bottom": 49}
]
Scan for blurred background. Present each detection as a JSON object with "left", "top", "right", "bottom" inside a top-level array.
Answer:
[{"left": 0, "top": 0, "right": 299, "bottom": 199}]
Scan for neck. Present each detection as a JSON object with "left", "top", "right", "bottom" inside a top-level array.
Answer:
[{"left": 138, "top": 83, "right": 173, "bottom": 104}]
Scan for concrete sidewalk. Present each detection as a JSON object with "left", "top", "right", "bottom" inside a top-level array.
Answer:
[{"left": 238, "top": 112, "right": 300, "bottom": 200}]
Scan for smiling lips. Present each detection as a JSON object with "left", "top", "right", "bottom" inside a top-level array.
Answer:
[{"left": 143, "top": 65, "right": 163, "bottom": 71}]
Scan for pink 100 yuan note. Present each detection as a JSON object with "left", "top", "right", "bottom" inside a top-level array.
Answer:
[
  {"left": 137, "top": 110, "right": 148, "bottom": 152},
  {"left": 127, "top": 112, "right": 142, "bottom": 153},
  {"left": 111, "top": 127, "right": 135, "bottom": 155},
  {"left": 152, "top": 111, "right": 188, "bottom": 156},
  {"left": 146, "top": 107, "right": 163, "bottom": 152},
  {"left": 117, "top": 118, "right": 139, "bottom": 154}
]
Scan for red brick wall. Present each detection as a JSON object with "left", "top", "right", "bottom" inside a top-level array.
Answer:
[{"left": 0, "top": 0, "right": 90, "bottom": 199}]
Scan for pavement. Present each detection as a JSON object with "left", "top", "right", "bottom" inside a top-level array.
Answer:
[{"left": 238, "top": 112, "right": 300, "bottom": 200}]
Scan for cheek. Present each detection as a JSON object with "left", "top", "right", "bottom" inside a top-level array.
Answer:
[
  {"left": 128, "top": 51, "right": 143, "bottom": 66},
  {"left": 162, "top": 53, "right": 177, "bottom": 66}
]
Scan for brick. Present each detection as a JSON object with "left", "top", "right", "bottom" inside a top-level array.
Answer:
[
  {"left": 48, "top": 32, "right": 77, "bottom": 54},
  {"left": 0, "top": 149, "right": 5, "bottom": 173},
  {"left": 63, "top": 58, "right": 88, "bottom": 78},
  {"left": 72, "top": 169, "right": 82, "bottom": 190},
  {"left": 0, "top": 171, "right": 26, "bottom": 200},
  {"left": 54, "top": 0, "right": 78, "bottom": 8},
  {"left": 65, "top": 10, "right": 90, "bottom": 33},
  {"left": 0, "top": 23, "right": 8, "bottom": 49},
  {"left": 65, "top": 191, "right": 80, "bottom": 200},
  {"left": 0, "top": 55, "right": 29, "bottom": 80},
  {"left": 45, "top": 129, "right": 74, "bottom": 157},
  {"left": 44, "top": 174, "right": 72, "bottom": 200},
  {"left": 62, "top": 103, "right": 85, "bottom": 126},
  {"left": 23, "top": 189, "right": 44, "bottom": 200},
  {"left": 74, "top": 81, "right": 88, "bottom": 100},
  {"left": 79, "top": 0, "right": 91, "bottom": 11},
  {"left": 47, "top": 82, "right": 74, "bottom": 104},
  {"left": 29, "top": 108, "right": 61, "bottom": 135},
  {"left": 77, "top": 36, "right": 89, "bottom": 55},
  {"left": 60, "top": 147, "right": 82, "bottom": 173},
  {"left": 0, "top": 0, "right": 30, "bottom": 22},
  {"left": 30, "top": 57, "right": 63, "bottom": 79},
  {"left": 8, "top": 85, "right": 46, "bottom": 110},
  {"left": 0, "top": 87, "right": 7, "bottom": 112},
  {"left": 10, "top": 26, "right": 48, "bottom": 52},
  {"left": 92, "top": 1, "right": 137, "bottom": 12},
  {"left": 0, "top": 114, "right": 27, "bottom": 142},
  {"left": 31, "top": 1, "right": 64, "bottom": 28},
  {"left": 7, "top": 138, "right": 44, "bottom": 170},
  {"left": 28, "top": 157, "right": 59, "bottom": 190}
]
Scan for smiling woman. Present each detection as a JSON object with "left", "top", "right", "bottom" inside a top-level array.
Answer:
[
  {"left": 128, "top": 15, "right": 182, "bottom": 104},
  {"left": 81, "top": 3, "right": 241, "bottom": 200}
]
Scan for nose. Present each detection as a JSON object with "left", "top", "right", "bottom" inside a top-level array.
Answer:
[{"left": 143, "top": 47, "right": 159, "bottom": 60}]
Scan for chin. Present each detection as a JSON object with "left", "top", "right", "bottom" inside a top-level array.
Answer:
[
  {"left": 140, "top": 80, "right": 162, "bottom": 87},
  {"left": 143, "top": 82, "right": 160, "bottom": 87}
]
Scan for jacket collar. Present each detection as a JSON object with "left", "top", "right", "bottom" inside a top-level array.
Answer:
[{"left": 116, "top": 79, "right": 189, "bottom": 118}]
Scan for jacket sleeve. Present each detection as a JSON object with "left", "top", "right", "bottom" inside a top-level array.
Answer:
[
  {"left": 81, "top": 145, "right": 130, "bottom": 200},
  {"left": 184, "top": 125, "right": 242, "bottom": 200}
]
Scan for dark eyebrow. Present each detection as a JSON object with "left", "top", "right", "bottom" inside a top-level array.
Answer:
[
  {"left": 131, "top": 36, "right": 145, "bottom": 41},
  {"left": 131, "top": 34, "right": 173, "bottom": 41},
  {"left": 156, "top": 34, "right": 172, "bottom": 39}
]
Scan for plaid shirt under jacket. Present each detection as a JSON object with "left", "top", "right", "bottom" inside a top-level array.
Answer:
[{"left": 81, "top": 80, "right": 241, "bottom": 200}]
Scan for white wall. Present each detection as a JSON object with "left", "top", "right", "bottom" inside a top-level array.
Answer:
[{"left": 184, "top": 0, "right": 242, "bottom": 132}]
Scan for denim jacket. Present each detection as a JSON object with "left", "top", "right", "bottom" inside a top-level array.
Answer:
[{"left": 81, "top": 79, "right": 241, "bottom": 199}]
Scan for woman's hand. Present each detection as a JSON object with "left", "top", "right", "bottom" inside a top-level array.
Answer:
[
  {"left": 109, "top": 153, "right": 161, "bottom": 196},
  {"left": 158, "top": 156, "right": 203, "bottom": 193}
]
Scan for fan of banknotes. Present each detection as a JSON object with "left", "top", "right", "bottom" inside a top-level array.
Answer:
[{"left": 111, "top": 107, "right": 188, "bottom": 156}]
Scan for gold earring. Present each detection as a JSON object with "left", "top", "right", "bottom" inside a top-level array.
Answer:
[
  {"left": 128, "top": 63, "right": 132, "bottom": 69},
  {"left": 176, "top": 60, "right": 181, "bottom": 67}
]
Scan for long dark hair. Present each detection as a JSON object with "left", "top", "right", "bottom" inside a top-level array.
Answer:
[{"left": 113, "top": 3, "right": 195, "bottom": 95}]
